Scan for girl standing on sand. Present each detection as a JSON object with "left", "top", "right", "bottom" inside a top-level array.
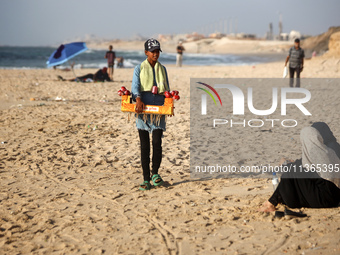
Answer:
[{"left": 131, "top": 38, "right": 170, "bottom": 191}]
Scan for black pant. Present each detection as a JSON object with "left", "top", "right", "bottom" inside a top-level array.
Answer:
[
  {"left": 289, "top": 67, "right": 301, "bottom": 87},
  {"left": 138, "top": 129, "right": 163, "bottom": 181},
  {"left": 269, "top": 160, "right": 340, "bottom": 208},
  {"left": 77, "top": 74, "right": 94, "bottom": 80}
]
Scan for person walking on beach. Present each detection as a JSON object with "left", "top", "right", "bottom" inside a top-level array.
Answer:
[
  {"left": 285, "top": 38, "right": 304, "bottom": 87},
  {"left": 131, "top": 38, "right": 171, "bottom": 190},
  {"left": 176, "top": 41, "right": 185, "bottom": 67},
  {"left": 105, "top": 45, "right": 116, "bottom": 81}
]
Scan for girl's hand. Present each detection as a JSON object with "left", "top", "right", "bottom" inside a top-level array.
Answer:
[{"left": 135, "top": 97, "right": 145, "bottom": 113}]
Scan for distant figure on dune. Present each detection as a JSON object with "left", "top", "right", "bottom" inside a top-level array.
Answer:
[
  {"left": 58, "top": 67, "right": 110, "bottom": 82},
  {"left": 105, "top": 45, "right": 116, "bottom": 81},
  {"left": 176, "top": 41, "right": 185, "bottom": 67},
  {"left": 259, "top": 122, "right": 340, "bottom": 213},
  {"left": 285, "top": 38, "right": 304, "bottom": 87}
]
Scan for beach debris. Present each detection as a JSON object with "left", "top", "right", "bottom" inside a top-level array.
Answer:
[
  {"left": 99, "top": 95, "right": 108, "bottom": 103},
  {"left": 54, "top": 96, "right": 66, "bottom": 101},
  {"left": 260, "top": 129, "right": 272, "bottom": 132},
  {"left": 87, "top": 122, "right": 98, "bottom": 131},
  {"left": 30, "top": 97, "right": 50, "bottom": 101}
]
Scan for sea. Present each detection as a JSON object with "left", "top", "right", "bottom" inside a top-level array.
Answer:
[{"left": 0, "top": 46, "right": 284, "bottom": 69}]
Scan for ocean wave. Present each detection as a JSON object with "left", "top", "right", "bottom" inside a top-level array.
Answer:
[
  {"left": 0, "top": 66, "right": 44, "bottom": 70},
  {"left": 0, "top": 46, "right": 280, "bottom": 69}
]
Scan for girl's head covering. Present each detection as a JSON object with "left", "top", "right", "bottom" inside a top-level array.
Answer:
[
  {"left": 311, "top": 122, "right": 340, "bottom": 159},
  {"left": 301, "top": 126, "right": 340, "bottom": 188}
]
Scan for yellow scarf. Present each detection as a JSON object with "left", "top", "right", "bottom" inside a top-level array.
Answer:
[{"left": 140, "top": 59, "right": 169, "bottom": 94}]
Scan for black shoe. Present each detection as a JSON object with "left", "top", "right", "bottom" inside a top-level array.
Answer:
[
  {"left": 274, "top": 211, "right": 284, "bottom": 219},
  {"left": 284, "top": 208, "right": 307, "bottom": 219}
]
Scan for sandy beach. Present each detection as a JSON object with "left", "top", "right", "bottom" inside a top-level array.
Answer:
[{"left": 1, "top": 54, "right": 340, "bottom": 254}]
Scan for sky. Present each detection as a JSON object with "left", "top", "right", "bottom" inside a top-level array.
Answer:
[{"left": 0, "top": 0, "right": 339, "bottom": 46}]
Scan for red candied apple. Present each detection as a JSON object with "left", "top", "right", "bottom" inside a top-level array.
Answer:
[
  {"left": 118, "top": 90, "right": 124, "bottom": 96},
  {"left": 120, "top": 86, "right": 127, "bottom": 92},
  {"left": 164, "top": 91, "right": 172, "bottom": 98},
  {"left": 173, "top": 95, "right": 180, "bottom": 101},
  {"left": 124, "top": 90, "right": 131, "bottom": 95}
]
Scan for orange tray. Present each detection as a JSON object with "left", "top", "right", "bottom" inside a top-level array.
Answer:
[{"left": 121, "top": 95, "right": 174, "bottom": 115}]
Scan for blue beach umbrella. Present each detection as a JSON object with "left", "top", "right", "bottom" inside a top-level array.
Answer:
[{"left": 46, "top": 42, "right": 88, "bottom": 68}]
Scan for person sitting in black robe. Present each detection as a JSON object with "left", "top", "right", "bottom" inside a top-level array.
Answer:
[{"left": 259, "top": 122, "right": 340, "bottom": 212}]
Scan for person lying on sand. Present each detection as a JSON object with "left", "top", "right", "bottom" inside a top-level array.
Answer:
[
  {"left": 259, "top": 122, "right": 340, "bottom": 212},
  {"left": 57, "top": 67, "right": 110, "bottom": 82}
]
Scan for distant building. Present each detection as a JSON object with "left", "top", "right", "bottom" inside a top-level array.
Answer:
[
  {"left": 209, "top": 32, "right": 224, "bottom": 39},
  {"left": 279, "top": 33, "right": 289, "bottom": 41},
  {"left": 158, "top": 34, "right": 173, "bottom": 42},
  {"left": 289, "top": 30, "right": 301, "bottom": 41},
  {"left": 186, "top": 32, "right": 205, "bottom": 41},
  {"left": 279, "top": 14, "right": 283, "bottom": 35},
  {"left": 236, "top": 33, "right": 257, "bottom": 39},
  {"left": 266, "top": 23, "right": 274, "bottom": 40}
]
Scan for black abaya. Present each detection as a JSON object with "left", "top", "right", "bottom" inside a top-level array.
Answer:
[{"left": 269, "top": 159, "right": 340, "bottom": 208}]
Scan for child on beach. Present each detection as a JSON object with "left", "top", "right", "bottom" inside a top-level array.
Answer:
[
  {"left": 131, "top": 38, "right": 170, "bottom": 190},
  {"left": 105, "top": 45, "right": 116, "bottom": 81}
]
